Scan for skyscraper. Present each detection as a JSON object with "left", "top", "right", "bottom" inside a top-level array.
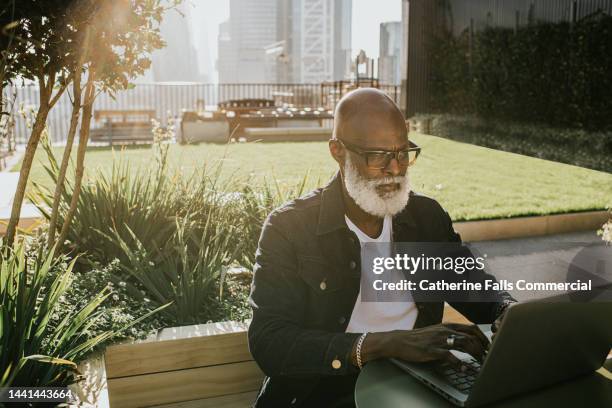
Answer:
[
  {"left": 218, "top": 0, "right": 352, "bottom": 84},
  {"left": 287, "top": 0, "right": 352, "bottom": 83},
  {"left": 333, "top": 0, "right": 352, "bottom": 82},
  {"left": 217, "top": 21, "right": 236, "bottom": 83},
  {"left": 217, "top": 0, "right": 278, "bottom": 83},
  {"left": 379, "top": 21, "right": 402, "bottom": 85},
  {"left": 151, "top": 4, "right": 201, "bottom": 82}
]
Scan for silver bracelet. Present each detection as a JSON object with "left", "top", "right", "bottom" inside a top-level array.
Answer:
[{"left": 356, "top": 332, "right": 368, "bottom": 370}]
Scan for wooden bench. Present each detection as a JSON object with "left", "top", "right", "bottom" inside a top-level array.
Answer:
[
  {"left": 103, "top": 307, "right": 471, "bottom": 407},
  {"left": 104, "top": 321, "right": 263, "bottom": 408},
  {"left": 90, "top": 109, "right": 156, "bottom": 146}
]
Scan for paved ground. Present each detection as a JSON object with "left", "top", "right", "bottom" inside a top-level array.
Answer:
[
  {"left": 0, "top": 172, "right": 42, "bottom": 234},
  {"left": 469, "top": 231, "right": 610, "bottom": 301}
]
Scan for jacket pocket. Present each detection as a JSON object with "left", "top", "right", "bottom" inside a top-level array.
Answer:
[{"left": 297, "top": 255, "right": 343, "bottom": 294}]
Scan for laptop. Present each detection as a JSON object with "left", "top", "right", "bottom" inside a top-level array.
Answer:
[{"left": 391, "top": 298, "right": 612, "bottom": 407}]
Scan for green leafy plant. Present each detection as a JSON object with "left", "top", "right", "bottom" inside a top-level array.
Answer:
[
  {"left": 1, "top": 0, "right": 180, "bottom": 249},
  {"left": 428, "top": 12, "right": 612, "bottom": 131},
  {"left": 31, "top": 137, "right": 314, "bottom": 325},
  {"left": 0, "top": 241, "right": 167, "bottom": 388},
  {"left": 51, "top": 259, "right": 172, "bottom": 343},
  {"left": 420, "top": 113, "right": 612, "bottom": 172},
  {"left": 32, "top": 143, "right": 247, "bottom": 324},
  {"left": 32, "top": 140, "right": 178, "bottom": 267},
  {"left": 106, "top": 214, "right": 240, "bottom": 325}
]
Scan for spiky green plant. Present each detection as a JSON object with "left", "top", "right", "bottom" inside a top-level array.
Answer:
[
  {"left": 30, "top": 139, "right": 313, "bottom": 325},
  {"left": 31, "top": 142, "right": 247, "bottom": 324},
  {"left": 0, "top": 241, "right": 168, "bottom": 388},
  {"left": 32, "top": 139, "right": 178, "bottom": 266},
  {"left": 106, "top": 212, "right": 241, "bottom": 325}
]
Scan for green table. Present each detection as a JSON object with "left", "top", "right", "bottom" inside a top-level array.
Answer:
[{"left": 355, "top": 358, "right": 612, "bottom": 407}]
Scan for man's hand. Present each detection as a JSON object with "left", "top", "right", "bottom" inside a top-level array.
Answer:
[
  {"left": 353, "top": 323, "right": 490, "bottom": 370},
  {"left": 491, "top": 314, "right": 503, "bottom": 335},
  {"left": 491, "top": 302, "right": 513, "bottom": 340}
]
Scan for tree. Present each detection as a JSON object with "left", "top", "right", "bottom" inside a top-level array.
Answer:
[
  {"left": 1, "top": 0, "right": 177, "bottom": 250},
  {"left": 46, "top": 2, "right": 93, "bottom": 249},
  {"left": 1, "top": 0, "right": 80, "bottom": 249},
  {"left": 0, "top": 0, "right": 20, "bottom": 116},
  {"left": 54, "top": 0, "right": 176, "bottom": 251}
]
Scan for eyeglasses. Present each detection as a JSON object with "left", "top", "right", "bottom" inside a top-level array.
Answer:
[{"left": 337, "top": 139, "right": 421, "bottom": 169}]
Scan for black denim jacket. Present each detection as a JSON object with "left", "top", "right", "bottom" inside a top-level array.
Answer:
[{"left": 248, "top": 173, "right": 515, "bottom": 407}]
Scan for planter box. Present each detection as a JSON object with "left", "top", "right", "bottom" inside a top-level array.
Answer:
[
  {"left": 103, "top": 305, "right": 470, "bottom": 407},
  {"left": 455, "top": 211, "right": 609, "bottom": 242},
  {"left": 104, "top": 321, "right": 262, "bottom": 408}
]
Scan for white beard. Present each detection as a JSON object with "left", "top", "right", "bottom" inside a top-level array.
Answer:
[{"left": 343, "top": 154, "right": 411, "bottom": 218}]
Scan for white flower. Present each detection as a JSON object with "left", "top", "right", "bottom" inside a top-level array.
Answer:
[{"left": 598, "top": 219, "right": 611, "bottom": 245}]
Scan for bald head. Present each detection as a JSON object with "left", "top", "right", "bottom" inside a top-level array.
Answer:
[
  {"left": 329, "top": 89, "right": 412, "bottom": 219},
  {"left": 332, "top": 88, "right": 407, "bottom": 146}
]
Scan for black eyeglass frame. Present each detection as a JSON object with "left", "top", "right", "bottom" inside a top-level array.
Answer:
[{"left": 336, "top": 139, "right": 422, "bottom": 169}]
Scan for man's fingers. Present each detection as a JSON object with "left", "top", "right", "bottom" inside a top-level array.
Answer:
[
  {"left": 456, "top": 334, "right": 487, "bottom": 363},
  {"left": 447, "top": 323, "right": 490, "bottom": 351},
  {"left": 458, "top": 324, "right": 490, "bottom": 350},
  {"left": 491, "top": 317, "right": 501, "bottom": 333},
  {"left": 435, "top": 350, "right": 466, "bottom": 372},
  {"left": 443, "top": 330, "right": 487, "bottom": 362},
  {"left": 453, "top": 334, "right": 486, "bottom": 362}
]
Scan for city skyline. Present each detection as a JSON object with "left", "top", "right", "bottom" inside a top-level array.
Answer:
[
  {"left": 143, "top": 0, "right": 402, "bottom": 83},
  {"left": 254, "top": 0, "right": 353, "bottom": 84}
]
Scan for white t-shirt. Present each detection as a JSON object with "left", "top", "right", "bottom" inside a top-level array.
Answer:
[{"left": 344, "top": 214, "right": 418, "bottom": 333}]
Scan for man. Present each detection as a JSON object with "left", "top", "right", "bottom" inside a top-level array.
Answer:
[{"left": 248, "top": 88, "right": 515, "bottom": 407}]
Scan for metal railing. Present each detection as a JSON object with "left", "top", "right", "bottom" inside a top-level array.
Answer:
[{"left": 3, "top": 82, "right": 401, "bottom": 144}]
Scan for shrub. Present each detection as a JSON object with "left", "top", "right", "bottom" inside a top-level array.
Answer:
[
  {"left": 106, "top": 206, "right": 242, "bottom": 325},
  {"left": 0, "top": 241, "right": 165, "bottom": 389},
  {"left": 35, "top": 160, "right": 245, "bottom": 324},
  {"left": 420, "top": 114, "right": 612, "bottom": 172},
  {"left": 428, "top": 12, "right": 612, "bottom": 131},
  {"left": 50, "top": 259, "right": 171, "bottom": 342},
  {"left": 32, "top": 141, "right": 240, "bottom": 266},
  {"left": 32, "top": 140, "right": 313, "bottom": 325},
  {"left": 33, "top": 150, "right": 175, "bottom": 267}
]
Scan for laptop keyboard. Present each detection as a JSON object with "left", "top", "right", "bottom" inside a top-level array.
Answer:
[{"left": 440, "top": 359, "right": 481, "bottom": 392}]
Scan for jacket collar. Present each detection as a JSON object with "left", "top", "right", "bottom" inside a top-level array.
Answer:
[
  {"left": 316, "top": 171, "right": 417, "bottom": 236},
  {"left": 316, "top": 171, "right": 347, "bottom": 235}
]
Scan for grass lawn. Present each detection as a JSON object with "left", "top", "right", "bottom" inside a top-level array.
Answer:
[{"left": 14, "top": 133, "right": 612, "bottom": 221}]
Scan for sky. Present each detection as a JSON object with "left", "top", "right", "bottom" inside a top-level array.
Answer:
[{"left": 187, "top": 0, "right": 403, "bottom": 82}]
